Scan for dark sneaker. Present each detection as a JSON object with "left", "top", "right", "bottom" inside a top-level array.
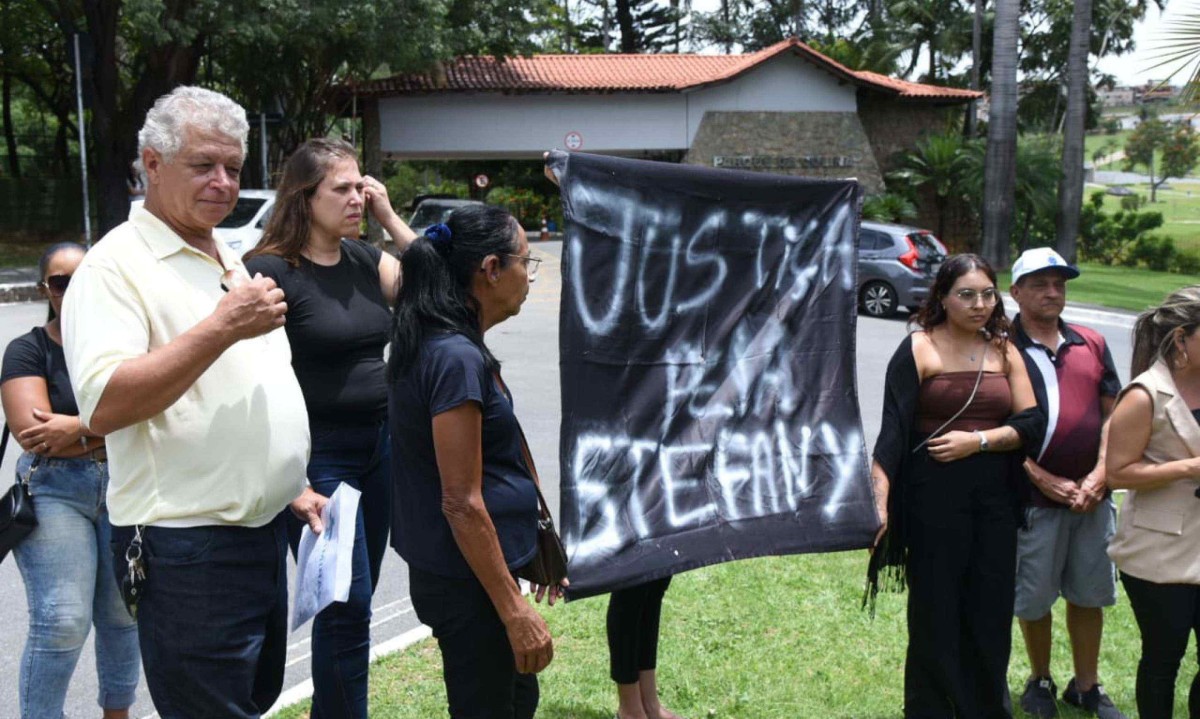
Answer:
[
  {"left": 1020, "top": 676, "right": 1059, "bottom": 718},
  {"left": 1062, "top": 679, "right": 1127, "bottom": 719}
]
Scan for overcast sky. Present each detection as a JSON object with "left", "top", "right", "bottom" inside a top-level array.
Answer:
[{"left": 685, "top": 0, "right": 1194, "bottom": 88}]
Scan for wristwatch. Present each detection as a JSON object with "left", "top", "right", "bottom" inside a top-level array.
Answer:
[{"left": 974, "top": 430, "right": 989, "bottom": 453}]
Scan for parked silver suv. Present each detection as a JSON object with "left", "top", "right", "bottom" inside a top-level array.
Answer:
[{"left": 856, "top": 221, "right": 947, "bottom": 317}]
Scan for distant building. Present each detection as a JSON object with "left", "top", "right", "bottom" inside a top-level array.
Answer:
[
  {"left": 1139, "top": 82, "right": 1178, "bottom": 104},
  {"left": 1097, "top": 86, "right": 1134, "bottom": 107}
]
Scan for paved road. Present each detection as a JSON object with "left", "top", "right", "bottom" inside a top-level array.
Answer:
[{"left": 0, "top": 242, "right": 1135, "bottom": 717}]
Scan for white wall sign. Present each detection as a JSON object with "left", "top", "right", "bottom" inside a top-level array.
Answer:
[{"left": 564, "top": 131, "right": 584, "bottom": 150}]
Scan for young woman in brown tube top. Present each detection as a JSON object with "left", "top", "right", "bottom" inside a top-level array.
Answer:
[{"left": 866, "top": 253, "right": 1046, "bottom": 719}]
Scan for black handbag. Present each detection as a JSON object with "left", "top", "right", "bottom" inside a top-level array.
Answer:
[{"left": 0, "top": 425, "right": 37, "bottom": 563}]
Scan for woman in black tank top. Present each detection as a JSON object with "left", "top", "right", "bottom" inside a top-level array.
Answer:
[
  {"left": 868, "top": 254, "right": 1044, "bottom": 719},
  {"left": 243, "top": 139, "right": 416, "bottom": 719}
]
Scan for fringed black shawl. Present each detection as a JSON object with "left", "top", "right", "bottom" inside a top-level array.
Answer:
[{"left": 863, "top": 334, "right": 1045, "bottom": 615}]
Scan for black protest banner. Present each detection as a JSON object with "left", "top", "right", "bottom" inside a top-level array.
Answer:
[{"left": 549, "top": 150, "right": 877, "bottom": 600}]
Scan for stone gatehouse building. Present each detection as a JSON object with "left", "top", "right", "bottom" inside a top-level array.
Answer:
[{"left": 345, "top": 39, "right": 979, "bottom": 197}]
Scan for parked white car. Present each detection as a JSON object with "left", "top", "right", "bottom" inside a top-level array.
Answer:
[{"left": 128, "top": 189, "right": 276, "bottom": 256}]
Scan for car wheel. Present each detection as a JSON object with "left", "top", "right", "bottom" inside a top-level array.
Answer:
[{"left": 860, "top": 281, "right": 898, "bottom": 317}]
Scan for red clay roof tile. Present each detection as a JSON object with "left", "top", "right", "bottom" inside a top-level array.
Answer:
[{"left": 347, "top": 39, "right": 980, "bottom": 102}]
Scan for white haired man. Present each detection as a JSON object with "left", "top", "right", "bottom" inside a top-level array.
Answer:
[
  {"left": 62, "top": 86, "right": 322, "bottom": 718},
  {"left": 1010, "top": 248, "right": 1125, "bottom": 719}
]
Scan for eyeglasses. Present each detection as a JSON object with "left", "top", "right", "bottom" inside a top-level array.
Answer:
[
  {"left": 39, "top": 274, "right": 71, "bottom": 296},
  {"left": 505, "top": 254, "right": 542, "bottom": 281},
  {"left": 953, "top": 288, "right": 999, "bottom": 306}
]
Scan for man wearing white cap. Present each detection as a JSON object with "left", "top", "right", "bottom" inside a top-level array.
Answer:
[{"left": 1009, "top": 248, "right": 1126, "bottom": 719}]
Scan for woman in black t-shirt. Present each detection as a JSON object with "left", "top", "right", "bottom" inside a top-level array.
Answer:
[
  {"left": 243, "top": 138, "right": 415, "bottom": 719},
  {"left": 389, "top": 205, "right": 564, "bottom": 719},
  {"left": 1, "top": 242, "right": 140, "bottom": 719}
]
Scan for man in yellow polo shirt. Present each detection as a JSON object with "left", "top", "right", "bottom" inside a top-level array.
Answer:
[{"left": 62, "top": 86, "right": 321, "bottom": 719}]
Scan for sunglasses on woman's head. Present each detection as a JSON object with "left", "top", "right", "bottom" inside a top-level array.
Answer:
[{"left": 40, "top": 275, "right": 71, "bottom": 295}]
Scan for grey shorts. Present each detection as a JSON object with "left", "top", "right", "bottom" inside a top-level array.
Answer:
[{"left": 1014, "top": 497, "right": 1118, "bottom": 621}]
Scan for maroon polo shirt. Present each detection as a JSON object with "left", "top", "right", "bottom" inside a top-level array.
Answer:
[{"left": 1013, "top": 315, "right": 1122, "bottom": 509}]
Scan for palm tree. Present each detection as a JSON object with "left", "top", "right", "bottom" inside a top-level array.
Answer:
[
  {"left": 1056, "top": 0, "right": 1092, "bottom": 264},
  {"left": 897, "top": 133, "right": 969, "bottom": 241},
  {"left": 981, "top": 0, "right": 1019, "bottom": 268},
  {"left": 808, "top": 35, "right": 904, "bottom": 75},
  {"left": 964, "top": 136, "right": 1062, "bottom": 252},
  {"left": 889, "top": 0, "right": 971, "bottom": 82},
  {"left": 967, "top": 0, "right": 985, "bottom": 138}
]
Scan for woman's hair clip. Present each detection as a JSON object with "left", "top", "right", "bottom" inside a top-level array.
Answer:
[{"left": 424, "top": 223, "right": 453, "bottom": 257}]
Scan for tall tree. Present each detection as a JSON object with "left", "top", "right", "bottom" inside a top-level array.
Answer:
[
  {"left": 0, "top": 0, "right": 17, "bottom": 178},
  {"left": 612, "top": 0, "right": 679, "bottom": 52},
  {"left": 17, "top": 0, "right": 549, "bottom": 235},
  {"left": 897, "top": 133, "right": 969, "bottom": 242},
  {"left": 34, "top": 0, "right": 236, "bottom": 234},
  {"left": 1124, "top": 118, "right": 1200, "bottom": 203},
  {"left": 889, "top": 0, "right": 971, "bottom": 82},
  {"left": 966, "top": 0, "right": 984, "bottom": 137},
  {"left": 1144, "top": 6, "right": 1200, "bottom": 102},
  {"left": 1, "top": 0, "right": 79, "bottom": 177},
  {"left": 981, "top": 0, "right": 1019, "bottom": 268},
  {"left": 616, "top": 0, "right": 637, "bottom": 51},
  {"left": 693, "top": 0, "right": 869, "bottom": 52},
  {"left": 1055, "top": 0, "right": 1091, "bottom": 263}
]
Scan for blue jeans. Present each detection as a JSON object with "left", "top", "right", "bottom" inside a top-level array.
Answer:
[
  {"left": 111, "top": 515, "right": 289, "bottom": 719},
  {"left": 287, "top": 420, "right": 391, "bottom": 719},
  {"left": 13, "top": 452, "right": 139, "bottom": 718}
]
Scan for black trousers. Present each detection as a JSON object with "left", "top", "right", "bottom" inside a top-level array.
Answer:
[
  {"left": 607, "top": 576, "right": 672, "bottom": 684},
  {"left": 409, "top": 565, "right": 538, "bottom": 719},
  {"left": 1121, "top": 571, "right": 1200, "bottom": 719},
  {"left": 111, "top": 517, "right": 289, "bottom": 719},
  {"left": 904, "top": 453, "right": 1018, "bottom": 719}
]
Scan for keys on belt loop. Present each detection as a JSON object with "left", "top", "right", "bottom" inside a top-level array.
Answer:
[{"left": 121, "top": 525, "right": 147, "bottom": 618}]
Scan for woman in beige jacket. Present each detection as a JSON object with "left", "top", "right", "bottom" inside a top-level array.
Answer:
[{"left": 1107, "top": 285, "right": 1200, "bottom": 719}]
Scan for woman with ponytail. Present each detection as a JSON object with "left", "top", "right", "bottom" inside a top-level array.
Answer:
[
  {"left": 243, "top": 138, "right": 416, "bottom": 719},
  {"left": 389, "top": 205, "right": 564, "bottom": 719},
  {"left": 1107, "top": 285, "right": 1200, "bottom": 719}
]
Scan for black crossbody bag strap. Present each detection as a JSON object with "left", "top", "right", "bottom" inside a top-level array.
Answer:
[{"left": 490, "top": 372, "right": 553, "bottom": 521}]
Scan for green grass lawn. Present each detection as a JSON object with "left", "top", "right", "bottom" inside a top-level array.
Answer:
[
  {"left": 1140, "top": 183, "right": 1200, "bottom": 256},
  {"left": 273, "top": 547, "right": 1191, "bottom": 719},
  {"left": 1085, "top": 181, "right": 1200, "bottom": 255},
  {"left": 0, "top": 241, "right": 57, "bottom": 269},
  {"left": 1084, "top": 131, "right": 1130, "bottom": 169},
  {"left": 998, "top": 262, "right": 1194, "bottom": 313},
  {"left": 1083, "top": 130, "right": 1200, "bottom": 176}
]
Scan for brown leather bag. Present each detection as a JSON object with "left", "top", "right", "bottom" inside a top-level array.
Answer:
[
  {"left": 513, "top": 426, "right": 568, "bottom": 587},
  {"left": 492, "top": 371, "right": 567, "bottom": 587}
]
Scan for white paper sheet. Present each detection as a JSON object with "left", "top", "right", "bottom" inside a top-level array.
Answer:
[{"left": 291, "top": 483, "right": 361, "bottom": 632}]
